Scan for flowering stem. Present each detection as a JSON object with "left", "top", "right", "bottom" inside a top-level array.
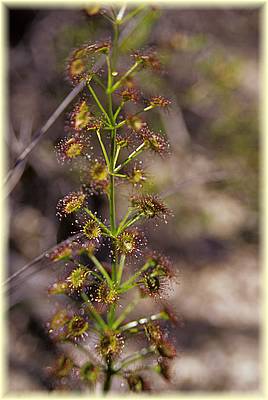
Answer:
[
  {"left": 106, "top": 47, "right": 119, "bottom": 332},
  {"left": 108, "top": 141, "right": 117, "bottom": 283},
  {"left": 106, "top": 55, "right": 117, "bottom": 237},
  {"left": 109, "top": 162, "right": 116, "bottom": 234},
  {"left": 114, "top": 142, "right": 146, "bottom": 173}
]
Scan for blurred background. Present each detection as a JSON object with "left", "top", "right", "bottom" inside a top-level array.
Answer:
[{"left": 7, "top": 5, "right": 260, "bottom": 392}]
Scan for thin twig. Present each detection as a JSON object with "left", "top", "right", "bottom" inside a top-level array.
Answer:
[
  {"left": 5, "top": 81, "right": 85, "bottom": 191},
  {"left": 2, "top": 233, "right": 83, "bottom": 291}
]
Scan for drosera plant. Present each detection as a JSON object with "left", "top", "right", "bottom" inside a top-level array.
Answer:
[{"left": 46, "top": 6, "right": 179, "bottom": 394}]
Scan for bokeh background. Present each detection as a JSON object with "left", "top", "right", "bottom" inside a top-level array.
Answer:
[{"left": 7, "top": 5, "right": 260, "bottom": 392}]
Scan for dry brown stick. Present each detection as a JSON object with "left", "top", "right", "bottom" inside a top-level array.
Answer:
[
  {"left": 2, "top": 233, "right": 83, "bottom": 292},
  {"left": 4, "top": 80, "right": 86, "bottom": 190}
]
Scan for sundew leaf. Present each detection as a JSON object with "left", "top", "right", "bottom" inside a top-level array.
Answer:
[{"left": 54, "top": 20, "right": 105, "bottom": 74}]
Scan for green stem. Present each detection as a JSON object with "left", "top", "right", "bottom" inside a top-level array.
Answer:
[
  {"left": 84, "top": 207, "right": 113, "bottom": 237},
  {"left": 109, "top": 61, "right": 141, "bottom": 94},
  {"left": 114, "top": 142, "right": 146, "bottom": 173},
  {"left": 112, "top": 22, "right": 119, "bottom": 70},
  {"left": 103, "top": 121, "right": 125, "bottom": 130},
  {"left": 81, "top": 292, "right": 107, "bottom": 330},
  {"left": 114, "top": 120, "right": 126, "bottom": 129},
  {"left": 96, "top": 129, "right": 110, "bottom": 168},
  {"left": 114, "top": 101, "right": 124, "bottom": 121},
  {"left": 87, "top": 81, "right": 111, "bottom": 124},
  {"left": 106, "top": 106, "right": 153, "bottom": 131},
  {"left": 119, "top": 4, "right": 146, "bottom": 25},
  {"left": 116, "top": 209, "right": 132, "bottom": 235},
  {"left": 106, "top": 55, "right": 113, "bottom": 98},
  {"left": 119, "top": 312, "right": 168, "bottom": 333},
  {"left": 76, "top": 261, "right": 103, "bottom": 282},
  {"left": 119, "top": 260, "right": 151, "bottom": 292},
  {"left": 91, "top": 270, "right": 104, "bottom": 281},
  {"left": 109, "top": 145, "right": 116, "bottom": 235},
  {"left": 109, "top": 172, "right": 127, "bottom": 178},
  {"left": 103, "top": 361, "right": 113, "bottom": 393},
  {"left": 89, "top": 254, "right": 113, "bottom": 286},
  {"left": 92, "top": 74, "right": 107, "bottom": 90},
  {"left": 111, "top": 245, "right": 117, "bottom": 283},
  {"left": 101, "top": 12, "right": 114, "bottom": 24},
  {"left": 117, "top": 254, "right": 126, "bottom": 284},
  {"left": 117, "top": 213, "right": 143, "bottom": 235},
  {"left": 108, "top": 303, "right": 116, "bottom": 327},
  {"left": 115, "top": 346, "right": 155, "bottom": 372},
  {"left": 143, "top": 105, "right": 154, "bottom": 112},
  {"left": 116, "top": 3, "right": 127, "bottom": 22},
  {"left": 112, "top": 297, "right": 140, "bottom": 329},
  {"left": 113, "top": 145, "right": 121, "bottom": 169}
]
